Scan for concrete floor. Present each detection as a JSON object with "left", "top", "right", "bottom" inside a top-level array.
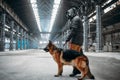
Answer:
[{"left": 0, "top": 49, "right": 120, "bottom": 80}]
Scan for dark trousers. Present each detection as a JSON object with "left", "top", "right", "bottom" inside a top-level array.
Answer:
[{"left": 73, "top": 67, "right": 81, "bottom": 74}]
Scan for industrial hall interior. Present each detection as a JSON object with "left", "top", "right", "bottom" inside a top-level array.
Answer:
[{"left": 0, "top": 0, "right": 120, "bottom": 80}]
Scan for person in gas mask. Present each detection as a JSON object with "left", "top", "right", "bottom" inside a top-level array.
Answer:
[{"left": 64, "top": 7, "right": 83, "bottom": 77}]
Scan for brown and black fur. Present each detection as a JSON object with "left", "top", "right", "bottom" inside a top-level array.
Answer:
[{"left": 43, "top": 40, "right": 95, "bottom": 80}]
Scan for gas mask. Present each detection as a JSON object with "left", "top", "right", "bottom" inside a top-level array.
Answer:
[{"left": 66, "top": 8, "right": 77, "bottom": 20}]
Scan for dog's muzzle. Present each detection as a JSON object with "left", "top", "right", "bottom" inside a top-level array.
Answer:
[{"left": 43, "top": 48, "right": 49, "bottom": 52}]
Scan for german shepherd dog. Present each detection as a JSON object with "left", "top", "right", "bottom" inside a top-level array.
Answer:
[{"left": 43, "top": 41, "right": 95, "bottom": 80}]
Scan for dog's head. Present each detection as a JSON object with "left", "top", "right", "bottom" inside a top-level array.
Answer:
[{"left": 43, "top": 40, "right": 55, "bottom": 52}]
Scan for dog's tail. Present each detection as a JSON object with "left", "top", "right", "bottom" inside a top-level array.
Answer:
[
  {"left": 87, "top": 66, "right": 95, "bottom": 79},
  {"left": 80, "top": 49, "right": 95, "bottom": 79}
]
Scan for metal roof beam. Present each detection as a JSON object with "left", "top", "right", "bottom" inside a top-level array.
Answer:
[
  {"left": 0, "top": 0, "right": 28, "bottom": 31},
  {"left": 88, "top": 0, "right": 119, "bottom": 19}
]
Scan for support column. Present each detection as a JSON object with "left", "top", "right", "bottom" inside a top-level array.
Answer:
[
  {"left": 16, "top": 25, "right": 19, "bottom": 50},
  {"left": 0, "top": 13, "right": 6, "bottom": 51},
  {"left": 20, "top": 29, "right": 23, "bottom": 50},
  {"left": 59, "top": 36, "right": 62, "bottom": 48},
  {"left": 62, "top": 32, "right": 64, "bottom": 48},
  {"left": 22, "top": 31, "right": 24, "bottom": 49},
  {"left": 66, "top": 30, "right": 69, "bottom": 49},
  {"left": 26, "top": 33, "right": 29, "bottom": 49},
  {"left": 23, "top": 31, "right": 26, "bottom": 49},
  {"left": 83, "top": 16, "right": 89, "bottom": 52},
  {"left": 96, "top": 5, "right": 102, "bottom": 52},
  {"left": 9, "top": 21, "right": 14, "bottom": 50}
]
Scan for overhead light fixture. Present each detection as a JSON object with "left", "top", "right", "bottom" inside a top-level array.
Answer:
[
  {"left": 30, "top": 0, "right": 42, "bottom": 32},
  {"left": 48, "top": 0, "right": 61, "bottom": 39},
  {"left": 31, "top": 0, "right": 61, "bottom": 41},
  {"left": 49, "top": 0, "right": 61, "bottom": 32}
]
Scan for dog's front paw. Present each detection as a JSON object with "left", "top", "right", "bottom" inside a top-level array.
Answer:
[{"left": 54, "top": 75, "right": 60, "bottom": 77}]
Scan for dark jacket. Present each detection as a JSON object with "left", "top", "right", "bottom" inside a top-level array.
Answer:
[{"left": 66, "top": 15, "right": 83, "bottom": 46}]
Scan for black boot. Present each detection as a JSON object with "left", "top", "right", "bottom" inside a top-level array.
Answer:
[{"left": 69, "top": 67, "right": 81, "bottom": 77}]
